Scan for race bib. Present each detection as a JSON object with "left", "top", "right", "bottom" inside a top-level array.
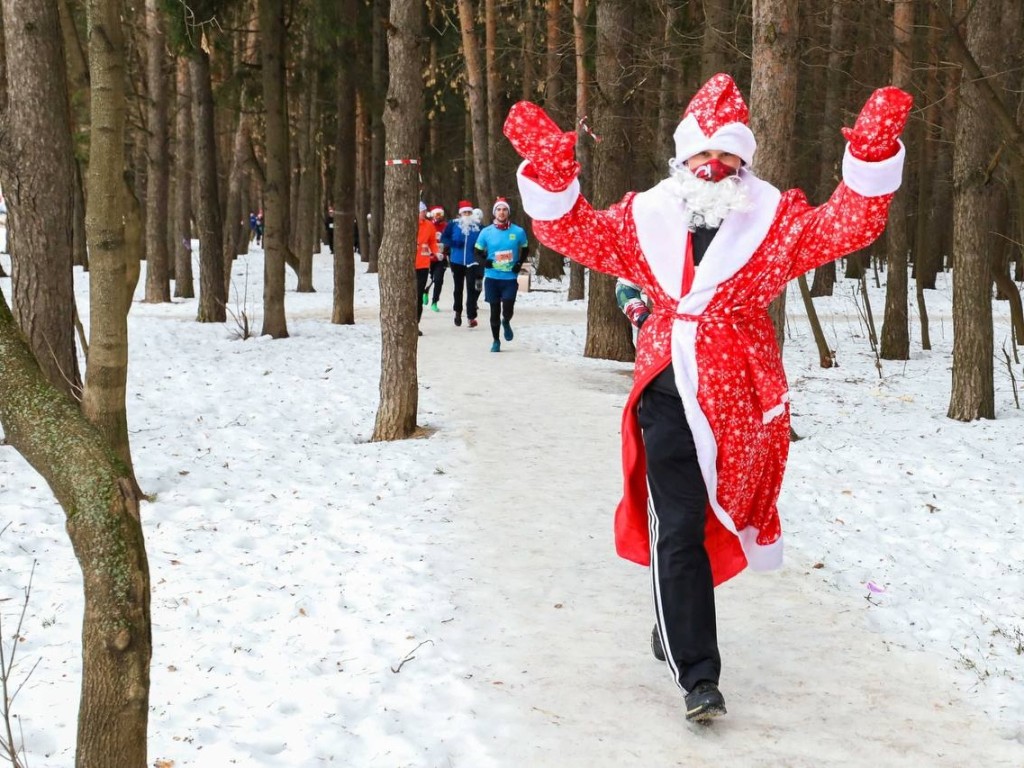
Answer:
[{"left": 493, "top": 249, "right": 514, "bottom": 272}]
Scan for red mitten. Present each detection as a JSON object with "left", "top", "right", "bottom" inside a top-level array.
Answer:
[
  {"left": 841, "top": 87, "right": 913, "bottom": 162},
  {"left": 503, "top": 101, "right": 580, "bottom": 191}
]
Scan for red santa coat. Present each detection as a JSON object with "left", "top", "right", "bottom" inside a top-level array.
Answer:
[{"left": 517, "top": 146, "right": 906, "bottom": 585}]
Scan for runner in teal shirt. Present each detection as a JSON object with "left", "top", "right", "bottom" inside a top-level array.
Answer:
[{"left": 474, "top": 198, "right": 529, "bottom": 352}]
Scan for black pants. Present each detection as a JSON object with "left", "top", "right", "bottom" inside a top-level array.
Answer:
[
  {"left": 450, "top": 263, "right": 480, "bottom": 320},
  {"left": 429, "top": 260, "right": 446, "bottom": 303},
  {"left": 488, "top": 299, "right": 515, "bottom": 341},
  {"left": 416, "top": 268, "right": 429, "bottom": 322},
  {"left": 638, "top": 384, "right": 720, "bottom": 692}
]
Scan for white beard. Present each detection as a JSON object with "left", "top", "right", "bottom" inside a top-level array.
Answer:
[
  {"left": 458, "top": 215, "right": 479, "bottom": 236},
  {"left": 667, "top": 160, "right": 751, "bottom": 230}
]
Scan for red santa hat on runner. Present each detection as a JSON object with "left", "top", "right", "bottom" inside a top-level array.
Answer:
[
  {"left": 673, "top": 73, "right": 757, "bottom": 166},
  {"left": 429, "top": 205, "right": 445, "bottom": 218},
  {"left": 457, "top": 200, "right": 474, "bottom": 214},
  {"left": 493, "top": 197, "right": 510, "bottom": 215}
]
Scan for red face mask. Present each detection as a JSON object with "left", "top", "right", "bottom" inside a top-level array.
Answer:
[{"left": 692, "top": 158, "right": 738, "bottom": 183}]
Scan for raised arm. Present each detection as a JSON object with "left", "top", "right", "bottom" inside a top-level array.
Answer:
[
  {"left": 785, "top": 87, "right": 913, "bottom": 279},
  {"left": 504, "top": 102, "right": 642, "bottom": 283}
]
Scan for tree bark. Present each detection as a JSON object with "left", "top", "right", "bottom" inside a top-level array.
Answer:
[
  {"left": 259, "top": 0, "right": 290, "bottom": 337},
  {"left": 568, "top": 0, "right": 590, "bottom": 302},
  {"left": 701, "top": 0, "right": 734, "bottom": 81},
  {"left": 368, "top": 0, "right": 387, "bottom": 273},
  {"left": 294, "top": 17, "right": 318, "bottom": 292},
  {"left": 879, "top": 0, "right": 913, "bottom": 360},
  {"left": 173, "top": 57, "right": 195, "bottom": 299},
  {"left": 0, "top": 289, "right": 151, "bottom": 768},
  {"left": 586, "top": 0, "right": 635, "bottom": 362},
  {"left": 333, "top": 0, "right": 358, "bottom": 325},
  {"left": 534, "top": 0, "right": 565, "bottom": 280},
  {"left": 810, "top": 0, "right": 851, "bottom": 298},
  {"left": 457, "top": 0, "right": 492, "bottom": 209},
  {"left": 372, "top": 0, "right": 423, "bottom": 441},
  {"left": 484, "top": 0, "right": 499, "bottom": 202},
  {"left": 750, "top": 0, "right": 799, "bottom": 350},
  {"left": 947, "top": 0, "right": 1000, "bottom": 421},
  {"left": 82, "top": 0, "right": 139, "bottom": 485},
  {"left": 189, "top": 49, "right": 227, "bottom": 322},
  {"left": 57, "top": 0, "right": 89, "bottom": 272},
  {"left": 0, "top": 0, "right": 81, "bottom": 399},
  {"left": 356, "top": 88, "right": 372, "bottom": 264},
  {"left": 143, "top": 0, "right": 170, "bottom": 303}
]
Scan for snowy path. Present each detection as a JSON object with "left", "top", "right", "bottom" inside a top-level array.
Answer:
[{"left": 414, "top": 295, "right": 1024, "bottom": 767}]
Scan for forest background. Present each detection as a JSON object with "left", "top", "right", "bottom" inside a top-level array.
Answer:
[{"left": 0, "top": 0, "right": 1023, "bottom": 765}]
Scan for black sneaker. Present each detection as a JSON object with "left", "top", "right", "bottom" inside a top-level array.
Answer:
[
  {"left": 685, "top": 680, "right": 726, "bottom": 723},
  {"left": 651, "top": 626, "right": 666, "bottom": 661},
  {"left": 454, "top": 313, "right": 462, "bottom": 327}
]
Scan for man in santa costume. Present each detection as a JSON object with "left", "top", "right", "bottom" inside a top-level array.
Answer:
[{"left": 503, "top": 74, "right": 911, "bottom": 722}]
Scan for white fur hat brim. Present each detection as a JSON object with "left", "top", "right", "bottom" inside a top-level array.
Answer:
[{"left": 673, "top": 114, "right": 757, "bottom": 166}]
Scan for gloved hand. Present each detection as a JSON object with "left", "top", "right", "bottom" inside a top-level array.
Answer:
[
  {"left": 841, "top": 87, "right": 913, "bottom": 162},
  {"left": 623, "top": 298, "right": 650, "bottom": 329},
  {"left": 503, "top": 101, "right": 580, "bottom": 191}
]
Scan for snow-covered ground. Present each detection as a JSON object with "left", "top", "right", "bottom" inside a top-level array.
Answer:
[{"left": 1, "top": 240, "right": 1022, "bottom": 766}]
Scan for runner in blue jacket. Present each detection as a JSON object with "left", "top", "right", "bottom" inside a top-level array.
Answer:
[{"left": 440, "top": 200, "right": 482, "bottom": 327}]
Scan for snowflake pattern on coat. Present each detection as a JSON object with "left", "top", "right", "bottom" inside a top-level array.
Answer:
[{"left": 515, "top": 150, "right": 903, "bottom": 585}]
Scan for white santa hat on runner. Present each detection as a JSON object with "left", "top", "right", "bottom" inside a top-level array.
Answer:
[
  {"left": 672, "top": 73, "right": 757, "bottom": 166},
  {"left": 493, "top": 197, "right": 510, "bottom": 215}
]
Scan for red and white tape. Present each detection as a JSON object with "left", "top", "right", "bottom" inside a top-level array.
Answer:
[{"left": 384, "top": 158, "right": 420, "bottom": 166}]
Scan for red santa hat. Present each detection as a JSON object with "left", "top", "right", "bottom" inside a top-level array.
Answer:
[
  {"left": 429, "top": 205, "right": 444, "bottom": 217},
  {"left": 457, "top": 200, "right": 473, "bottom": 214},
  {"left": 673, "top": 73, "right": 757, "bottom": 166},
  {"left": 492, "top": 197, "right": 510, "bottom": 215}
]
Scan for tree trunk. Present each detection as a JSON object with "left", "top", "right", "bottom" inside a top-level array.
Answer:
[
  {"left": 173, "top": 57, "right": 195, "bottom": 299},
  {"left": 586, "top": 0, "right": 635, "bottom": 362},
  {"left": 189, "top": 50, "right": 226, "bottom": 322},
  {"left": 568, "top": 0, "right": 590, "bottom": 302},
  {"left": 143, "top": 0, "right": 170, "bottom": 303},
  {"left": 368, "top": 0, "right": 387, "bottom": 273},
  {"left": 701, "top": 0, "right": 733, "bottom": 81},
  {"left": 534, "top": 0, "right": 565, "bottom": 280},
  {"left": 879, "top": 0, "right": 913, "bottom": 360},
  {"left": 294, "top": 18, "right": 318, "bottom": 292},
  {"left": 810, "top": 0, "right": 851, "bottom": 298},
  {"left": 914, "top": 2, "right": 942, "bottom": 307},
  {"left": 57, "top": 0, "right": 90, "bottom": 272},
  {"left": 333, "top": 0, "right": 358, "bottom": 325},
  {"left": 0, "top": 0, "right": 81, "bottom": 399},
  {"left": 750, "top": 0, "right": 799, "bottom": 350},
  {"left": 657, "top": 1, "right": 684, "bottom": 163},
  {"left": 0, "top": 290, "right": 151, "bottom": 768},
  {"left": 947, "top": 0, "right": 1000, "bottom": 421},
  {"left": 521, "top": 0, "right": 535, "bottom": 102},
  {"left": 259, "top": 0, "right": 290, "bottom": 337},
  {"left": 372, "top": 0, "right": 423, "bottom": 441},
  {"left": 356, "top": 88, "right": 372, "bottom": 263},
  {"left": 82, "top": 0, "right": 138, "bottom": 486},
  {"left": 457, "top": 0, "right": 492, "bottom": 209},
  {"left": 798, "top": 273, "right": 835, "bottom": 367},
  {"left": 484, "top": 0, "right": 499, "bottom": 202}
]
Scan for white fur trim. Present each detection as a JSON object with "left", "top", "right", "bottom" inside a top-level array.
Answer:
[
  {"left": 515, "top": 160, "right": 581, "bottom": 221},
  {"left": 671, "top": 322, "right": 735, "bottom": 535},
  {"left": 762, "top": 392, "right": 790, "bottom": 424},
  {"left": 737, "top": 527, "right": 784, "bottom": 571},
  {"left": 841, "top": 140, "right": 906, "bottom": 197},
  {"left": 673, "top": 114, "right": 757, "bottom": 166}
]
